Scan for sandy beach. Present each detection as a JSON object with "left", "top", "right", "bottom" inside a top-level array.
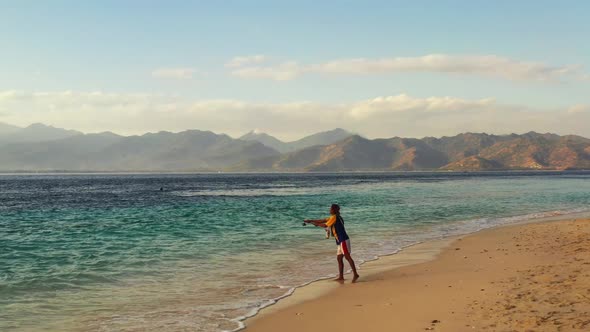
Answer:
[{"left": 246, "top": 218, "right": 590, "bottom": 331}]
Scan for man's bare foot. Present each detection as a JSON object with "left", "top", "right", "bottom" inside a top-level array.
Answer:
[
  {"left": 333, "top": 277, "right": 345, "bottom": 282},
  {"left": 352, "top": 274, "right": 360, "bottom": 283}
]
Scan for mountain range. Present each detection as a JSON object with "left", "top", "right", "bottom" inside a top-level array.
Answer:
[
  {"left": 0, "top": 122, "right": 588, "bottom": 172},
  {"left": 0, "top": 126, "right": 276, "bottom": 171},
  {"left": 0, "top": 123, "right": 354, "bottom": 171},
  {"left": 0, "top": 123, "right": 82, "bottom": 145},
  {"left": 239, "top": 128, "right": 352, "bottom": 153},
  {"left": 241, "top": 132, "right": 590, "bottom": 171}
]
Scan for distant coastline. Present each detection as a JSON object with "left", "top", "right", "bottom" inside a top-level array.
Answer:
[{"left": 2, "top": 169, "right": 589, "bottom": 175}]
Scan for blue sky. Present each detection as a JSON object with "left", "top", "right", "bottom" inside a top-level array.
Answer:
[{"left": 1, "top": 1, "right": 589, "bottom": 139}]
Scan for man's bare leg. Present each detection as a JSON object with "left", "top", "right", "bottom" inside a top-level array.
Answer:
[
  {"left": 344, "top": 253, "right": 360, "bottom": 282},
  {"left": 335, "top": 254, "right": 345, "bottom": 281}
]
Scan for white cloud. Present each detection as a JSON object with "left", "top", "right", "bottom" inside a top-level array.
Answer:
[
  {"left": 0, "top": 90, "right": 31, "bottom": 101},
  {"left": 349, "top": 94, "right": 495, "bottom": 118},
  {"left": 225, "top": 55, "right": 268, "bottom": 68},
  {"left": 231, "top": 61, "right": 300, "bottom": 81},
  {"left": 151, "top": 67, "right": 196, "bottom": 80},
  {"left": 227, "top": 54, "right": 586, "bottom": 82},
  {"left": 0, "top": 90, "right": 160, "bottom": 107},
  {"left": 568, "top": 104, "right": 590, "bottom": 113},
  {"left": 1, "top": 90, "right": 589, "bottom": 140}
]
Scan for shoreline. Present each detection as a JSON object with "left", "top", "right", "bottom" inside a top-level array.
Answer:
[
  {"left": 235, "top": 237, "right": 457, "bottom": 331},
  {"left": 242, "top": 211, "right": 590, "bottom": 331},
  {"left": 2, "top": 170, "right": 589, "bottom": 175}
]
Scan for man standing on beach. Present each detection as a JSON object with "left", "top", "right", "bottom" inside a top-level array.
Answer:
[{"left": 304, "top": 204, "right": 360, "bottom": 283}]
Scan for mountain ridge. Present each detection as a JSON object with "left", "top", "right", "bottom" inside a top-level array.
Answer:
[
  {"left": 0, "top": 123, "right": 82, "bottom": 145},
  {"left": 0, "top": 122, "right": 22, "bottom": 135},
  {"left": 239, "top": 128, "right": 354, "bottom": 153},
  {"left": 0, "top": 129, "right": 279, "bottom": 171},
  {"left": 234, "top": 132, "right": 590, "bottom": 172},
  {"left": 0, "top": 122, "right": 588, "bottom": 172}
]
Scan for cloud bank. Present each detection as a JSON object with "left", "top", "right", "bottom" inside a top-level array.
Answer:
[
  {"left": 225, "top": 55, "right": 268, "bottom": 68},
  {"left": 151, "top": 67, "right": 196, "bottom": 79},
  {"left": 227, "top": 54, "right": 585, "bottom": 82},
  {"left": 0, "top": 90, "right": 588, "bottom": 141}
]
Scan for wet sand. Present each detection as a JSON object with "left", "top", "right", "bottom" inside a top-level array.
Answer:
[{"left": 245, "top": 218, "right": 590, "bottom": 331}]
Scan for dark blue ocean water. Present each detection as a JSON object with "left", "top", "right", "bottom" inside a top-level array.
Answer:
[{"left": 1, "top": 172, "right": 590, "bottom": 331}]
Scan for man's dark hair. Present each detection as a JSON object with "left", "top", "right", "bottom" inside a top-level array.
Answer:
[{"left": 331, "top": 204, "right": 340, "bottom": 214}]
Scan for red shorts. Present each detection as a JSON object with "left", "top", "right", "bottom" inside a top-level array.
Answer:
[{"left": 337, "top": 239, "right": 351, "bottom": 256}]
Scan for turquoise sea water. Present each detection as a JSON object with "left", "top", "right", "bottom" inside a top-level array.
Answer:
[{"left": 1, "top": 172, "right": 590, "bottom": 331}]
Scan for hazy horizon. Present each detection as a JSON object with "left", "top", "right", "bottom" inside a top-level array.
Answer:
[{"left": 1, "top": 1, "right": 589, "bottom": 141}]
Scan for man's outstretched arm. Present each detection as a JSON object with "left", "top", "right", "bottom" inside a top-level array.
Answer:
[{"left": 304, "top": 219, "right": 328, "bottom": 227}]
